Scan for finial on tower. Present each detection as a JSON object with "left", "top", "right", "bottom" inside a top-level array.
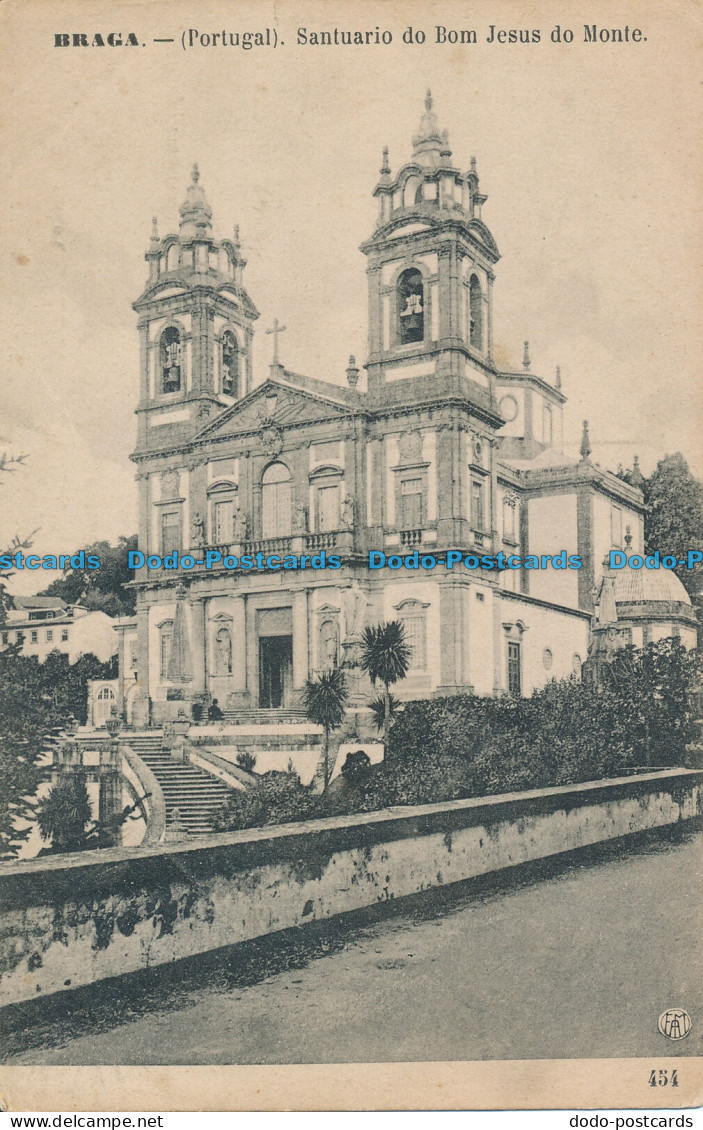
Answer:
[
  {"left": 555, "top": 365, "right": 562, "bottom": 389},
  {"left": 413, "top": 89, "right": 443, "bottom": 166},
  {"left": 381, "top": 146, "right": 390, "bottom": 176},
  {"left": 580, "top": 420, "right": 592, "bottom": 461},
  {"left": 346, "top": 355, "right": 360, "bottom": 388},
  {"left": 629, "top": 454, "right": 645, "bottom": 488},
  {"left": 179, "top": 162, "right": 213, "bottom": 238},
  {"left": 470, "top": 155, "right": 477, "bottom": 173},
  {"left": 150, "top": 216, "right": 159, "bottom": 244},
  {"left": 522, "top": 341, "right": 531, "bottom": 371}
]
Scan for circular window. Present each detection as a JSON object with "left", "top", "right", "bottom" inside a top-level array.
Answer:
[
  {"left": 500, "top": 395, "right": 519, "bottom": 422},
  {"left": 542, "top": 648, "right": 553, "bottom": 670}
]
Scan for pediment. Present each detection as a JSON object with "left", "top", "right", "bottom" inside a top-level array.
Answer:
[{"left": 194, "top": 380, "right": 353, "bottom": 443}]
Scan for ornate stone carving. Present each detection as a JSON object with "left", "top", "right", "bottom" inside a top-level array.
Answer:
[
  {"left": 260, "top": 425, "right": 283, "bottom": 457},
  {"left": 160, "top": 468, "right": 180, "bottom": 498},
  {"left": 398, "top": 429, "right": 423, "bottom": 463}
]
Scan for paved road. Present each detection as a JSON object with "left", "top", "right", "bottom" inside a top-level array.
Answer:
[{"left": 5, "top": 831, "right": 702, "bottom": 1064}]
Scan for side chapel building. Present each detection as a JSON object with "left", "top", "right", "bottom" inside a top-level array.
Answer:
[{"left": 118, "top": 94, "right": 697, "bottom": 727}]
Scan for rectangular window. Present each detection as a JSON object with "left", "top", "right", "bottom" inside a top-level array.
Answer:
[
  {"left": 400, "top": 477, "right": 424, "bottom": 529},
  {"left": 61, "top": 628, "right": 69, "bottom": 642},
  {"left": 507, "top": 641, "right": 522, "bottom": 696},
  {"left": 472, "top": 479, "right": 485, "bottom": 530},
  {"left": 611, "top": 505, "right": 622, "bottom": 547},
  {"left": 46, "top": 629, "right": 53, "bottom": 642},
  {"left": 30, "top": 630, "right": 38, "bottom": 644},
  {"left": 316, "top": 484, "right": 340, "bottom": 532},
  {"left": 161, "top": 509, "right": 181, "bottom": 555},
  {"left": 213, "top": 499, "right": 233, "bottom": 544},
  {"left": 400, "top": 611, "right": 427, "bottom": 669},
  {"left": 1, "top": 632, "right": 7, "bottom": 645}
]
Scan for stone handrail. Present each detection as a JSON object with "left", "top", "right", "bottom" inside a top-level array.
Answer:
[{"left": 120, "top": 743, "right": 167, "bottom": 845}]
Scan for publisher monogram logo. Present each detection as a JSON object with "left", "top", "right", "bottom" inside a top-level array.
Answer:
[{"left": 658, "top": 1009, "right": 692, "bottom": 1040}]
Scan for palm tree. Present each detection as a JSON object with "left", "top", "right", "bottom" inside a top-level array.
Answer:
[
  {"left": 302, "top": 667, "right": 349, "bottom": 790},
  {"left": 359, "top": 621, "right": 411, "bottom": 752}
]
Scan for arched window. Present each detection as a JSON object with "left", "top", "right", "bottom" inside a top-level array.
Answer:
[
  {"left": 469, "top": 275, "right": 483, "bottom": 349},
  {"left": 161, "top": 326, "right": 181, "bottom": 393},
  {"left": 165, "top": 243, "right": 179, "bottom": 271},
  {"left": 397, "top": 268, "right": 424, "bottom": 345},
  {"left": 221, "top": 331, "right": 239, "bottom": 397},
  {"left": 261, "top": 462, "right": 292, "bottom": 539},
  {"left": 403, "top": 175, "right": 422, "bottom": 208},
  {"left": 159, "top": 620, "right": 174, "bottom": 679}
]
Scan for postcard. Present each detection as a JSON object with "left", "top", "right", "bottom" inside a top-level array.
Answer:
[{"left": 0, "top": 0, "right": 701, "bottom": 1112}]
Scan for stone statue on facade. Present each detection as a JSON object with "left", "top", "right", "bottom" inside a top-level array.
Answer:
[
  {"left": 342, "top": 580, "right": 369, "bottom": 641},
  {"left": 232, "top": 505, "right": 249, "bottom": 542},
  {"left": 294, "top": 500, "right": 309, "bottom": 533},
  {"left": 191, "top": 511, "right": 205, "bottom": 548},
  {"left": 340, "top": 494, "right": 355, "bottom": 529}
]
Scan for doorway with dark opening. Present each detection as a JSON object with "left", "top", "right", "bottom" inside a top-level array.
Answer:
[{"left": 258, "top": 635, "right": 293, "bottom": 708}]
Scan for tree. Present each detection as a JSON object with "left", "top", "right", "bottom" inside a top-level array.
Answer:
[
  {"left": 40, "top": 535, "right": 138, "bottom": 616},
  {"left": 0, "top": 650, "right": 63, "bottom": 857},
  {"left": 0, "top": 451, "right": 36, "bottom": 626},
  {"left": 359, "top": 621, "right": 412, "bottom": 750},
  {"left": 643, "top": 455, "right": 703, "bottom": 608},
  {"left": 302, "top": 667, "right": 349, "bottom": 790},
  {"left": 40, "top": 650, "right": 117, "bottom": 724},
  {"left": 620, "top": 453, "right": 703, "bottom": 610},
  {"left": 36, "top": 769, "right": 92, "bottom": 854},
  {"left": 368, "top": 691, "right": 400, "bottom": 735}
]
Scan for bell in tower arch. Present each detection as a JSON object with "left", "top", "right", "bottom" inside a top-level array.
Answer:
[{"left": 397, "top": 268, "right": 424, "bottom": 344}]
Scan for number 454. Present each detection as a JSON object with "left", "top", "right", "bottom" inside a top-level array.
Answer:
[{"left": 650, "top": 1069, "right": 679, "bottom": 1086}]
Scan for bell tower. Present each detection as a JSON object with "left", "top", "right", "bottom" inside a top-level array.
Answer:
[
  {"left": 361, "top": 93, "right": 500, "bottom": 398},
  {"left": 133, "top": 165, "right": 259, "bottom": 448}
]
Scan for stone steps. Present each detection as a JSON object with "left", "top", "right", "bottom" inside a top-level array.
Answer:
[{"left": 126, "top": 732, "right": 236, "bottom": 836}]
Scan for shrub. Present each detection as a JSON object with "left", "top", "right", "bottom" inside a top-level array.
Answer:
[
  {"left": 214, "top": 771, "right": 318, "bottom": 832},
  {"left": 236, "top": 750, "right": 257, "bottom": 773}
]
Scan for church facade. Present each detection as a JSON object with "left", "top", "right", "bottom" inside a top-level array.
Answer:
[{"left": 118, "top": 94, "right": 695, "bottom": 728}]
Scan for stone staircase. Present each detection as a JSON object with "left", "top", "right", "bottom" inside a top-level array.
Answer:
[
  {"left": 222, "top": 707, "right": 308, "bottom": 725},
  {"left": 127, "top": 732, "right": 236, "bottom": 837}
]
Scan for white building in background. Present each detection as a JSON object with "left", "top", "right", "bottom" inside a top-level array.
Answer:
[{"left": 1, "top": 597, "right": 117, "bottom": 665}]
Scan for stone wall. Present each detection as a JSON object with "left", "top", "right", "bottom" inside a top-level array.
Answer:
[{"left": 1, "top": 768, "right": 701, "bottom": 1008}]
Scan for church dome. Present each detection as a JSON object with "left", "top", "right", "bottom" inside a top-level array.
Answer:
[{"left": 613, "top": 568, "right": 691, "bottom": 606}]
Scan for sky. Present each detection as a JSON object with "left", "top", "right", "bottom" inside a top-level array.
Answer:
[{"left": 2, "top": 0, "right": 701, "bottom": 595}]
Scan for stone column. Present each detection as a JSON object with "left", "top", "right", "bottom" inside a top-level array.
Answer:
[
  {"left": 292, "top": 589, "right": 310, "bottom": 694},
  {"left": 131, "top": 598, "right": 151, "bottom": 728},
  {"left": 436, "top": 579, "right": 472, "bottom": 695}
]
